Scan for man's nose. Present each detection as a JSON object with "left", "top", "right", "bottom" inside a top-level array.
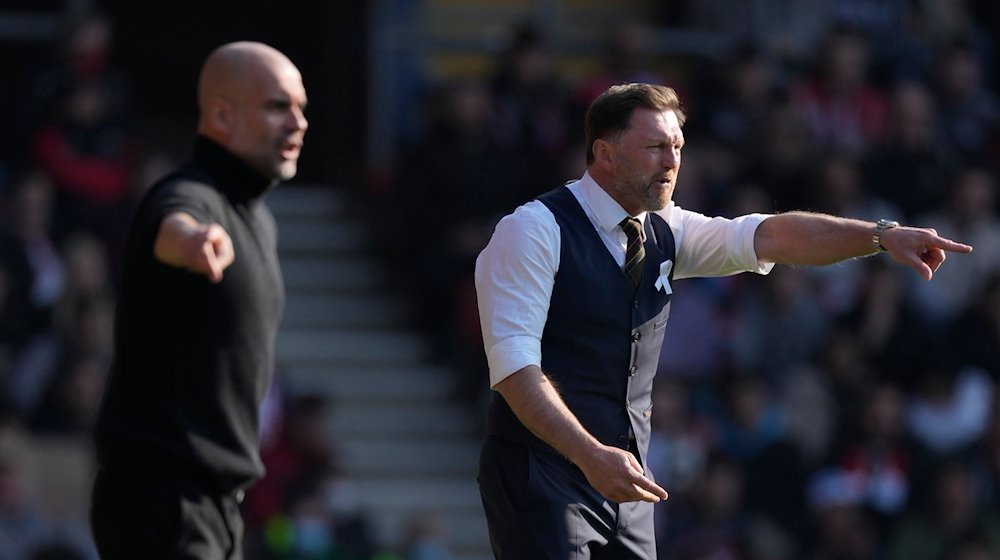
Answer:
[
  {"left": 662, "top": 149, "right": 678, "bottom": 169},
  {"left": 289, "top": 107, "right": 308, "bottom": 131}
]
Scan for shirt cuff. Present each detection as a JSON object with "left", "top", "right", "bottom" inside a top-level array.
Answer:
[
  {"left": 486, "top": 335, "right": 542, "bottom": 389},
  {"left": 738, "top": 213, "right": 776, "bottom": 275}
]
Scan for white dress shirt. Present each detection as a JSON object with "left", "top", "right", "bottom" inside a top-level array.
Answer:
[{"left": 475, "top": 172, "right": 775, "bottom": 388}]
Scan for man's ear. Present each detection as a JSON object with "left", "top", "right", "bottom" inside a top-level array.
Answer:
[
  {"left": 593, "top": 138, "right": 616, "bottom": 171},
  {"left": 205, "top": 96, "right": 235, "bottom": 135}
]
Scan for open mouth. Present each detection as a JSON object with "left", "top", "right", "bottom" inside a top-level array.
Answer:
[{"left": 279, "top": 140, "right": 301, "bottom": 159}]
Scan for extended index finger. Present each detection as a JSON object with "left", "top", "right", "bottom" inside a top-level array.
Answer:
[
  {"left": 625, "top": 452, "right": 669, "bottom": 500},
  {"left": 202, "top": 240, "right": 224, "bottom": 283},
  {"left": 931, "top": 236, "right": 973, "bottom": 253},
  {"left": 629, "top": 485, "right": 666, "bottom": 503},
  {"left": 628, "top": 469, "right": 668, "bottom": 501}
]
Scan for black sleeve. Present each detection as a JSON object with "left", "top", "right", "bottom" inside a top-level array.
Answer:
[{"left": 131, "top": 175, "right": 220, "bottom": 256}]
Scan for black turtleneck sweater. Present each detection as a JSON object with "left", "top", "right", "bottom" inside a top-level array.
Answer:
[{"left": 95, "top": 136, "right": 284, "bottom": 492}]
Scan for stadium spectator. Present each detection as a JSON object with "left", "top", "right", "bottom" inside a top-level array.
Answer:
[
  {"left": 886, "top": 461, "right": 1000, "bottom": 560},
  {"left": 944, "top": 271, "right": 1000, "bottom": 381},
  {"left": 934, "top": 40, "right": 1000, "bottom": 161},
  {"left": 804, "top": 467, "right": 879, "bottom": 560},
  {"left": 27, "top": 13, "right": 135, "bottom": 251},
  {"left": 490, "top": 22, "right": 573, "bottom": 191},
  {"left": 910, "top": 166, "right": 1000, "bottom": 324}
]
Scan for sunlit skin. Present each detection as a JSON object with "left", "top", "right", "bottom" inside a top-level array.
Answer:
[
  {"left": 155, "top": 42, "right": 309, "bottom": 283},
  {"left": 197, "top": 42, "right": 309, "bottom": 182},
  {"left": 591, "top": 108, "right": 684, "bottom": 216}
]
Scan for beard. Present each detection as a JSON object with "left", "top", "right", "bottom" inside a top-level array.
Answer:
[
  {"left": 616, "top": 163, "right": 673, "bottom": 213},
  {"left": 246, "top": 153, "right": 298, "bottom": 183}
]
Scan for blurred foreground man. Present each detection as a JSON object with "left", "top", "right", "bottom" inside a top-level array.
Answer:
[
  {"left": 475, "top": 83, "right": 972, "bottom": 559},
  {"left": 90, "top": 41, "right": 308, "bottom": 560}
]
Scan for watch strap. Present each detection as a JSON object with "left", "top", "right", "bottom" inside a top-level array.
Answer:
[{"left": 873, "top": 219, "right": 899, "bottom": 253}]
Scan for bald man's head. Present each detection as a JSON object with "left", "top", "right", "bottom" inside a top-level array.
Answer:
[
  {"left": 197, "top": 42, "right": 291, "bottom": 115},
  {"left": 196, "top": 41, "right": 308, "bottom": 181}
]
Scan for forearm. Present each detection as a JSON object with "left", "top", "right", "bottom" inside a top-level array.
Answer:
[
  {"left": 494, "top": 364, "right": 669, "bottom": 503},
  {"left": 154, "top": 212, "right": 205, "bottom": 268},
  {"left": 153, "top": 212, "right": 234, "bottom": 282},
  {"left": 754, "top": 211, "right": 877, "bottom": 265},
  {"left": 754, "top": 211, "right": 973, "bottom": 280},
  {"left": 494, "top": 365, "right": 602, "bottom": 464}
]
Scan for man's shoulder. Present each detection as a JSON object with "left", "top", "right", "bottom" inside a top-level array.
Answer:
[
  {"left": 133, "top": 166, "right": 226, "bottom": 226},
  {"left": 499, "top": 198, "right": 557, "bottom": 231},
  {"left": 652, "top": 202, "right": 706, "bottom": 230},
  {"left": 141, "top": 166, "right": 225, "bottom": 209},
  {"left": 483, "top": 199, "right": 559, "bottom": 255},
  {"left": 149, "top": 166, "right": 220, "bottom": 198}
]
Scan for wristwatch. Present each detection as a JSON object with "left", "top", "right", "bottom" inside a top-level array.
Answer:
[{"left": 872, "top": 219, "right": 899, "bottom": 253}]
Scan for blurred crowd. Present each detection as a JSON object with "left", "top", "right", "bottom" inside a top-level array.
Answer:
[
  {"left": 0, "top": 12, "right": 135, "bottom": 560},
  {"left": 0, "top": 1, "right": 998, "bottom": 560},
  {"left": 379, "top": 1, "right": 1000, "bottom": 559}
]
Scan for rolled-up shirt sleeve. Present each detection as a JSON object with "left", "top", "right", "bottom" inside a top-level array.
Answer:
[
  {"left": 667, "top": 205, "right": 775, "bottom": 279},
  {"left": 475, "top": 202, "right": 560, "bottom": 389}
]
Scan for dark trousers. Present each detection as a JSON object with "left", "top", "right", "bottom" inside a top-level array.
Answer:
[
  {"left": 90, "top": 465, "right": 244, "bottom": 560},
  {"left": 478, "top": 436, "right": 656, "bottom": 560}
]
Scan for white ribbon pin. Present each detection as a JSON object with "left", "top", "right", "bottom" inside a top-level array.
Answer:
[{"left": 653, "top": 259, "right": 673, "bottom": 295}]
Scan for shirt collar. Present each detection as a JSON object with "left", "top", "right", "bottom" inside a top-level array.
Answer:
[
  {"left": 578, "top": 171, "right": 647, "bottom": 237},
  {"left": 189, "top": 135, "right": 277, "bottom": 202}
]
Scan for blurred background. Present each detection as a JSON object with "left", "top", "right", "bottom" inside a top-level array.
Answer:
[{"left": 0, "top": 0, "right": 999, "bottom": 559}]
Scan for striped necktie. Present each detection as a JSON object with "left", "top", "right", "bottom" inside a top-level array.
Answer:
[{"left": 619, "top": 217, "right": 645, "bottom": 289}]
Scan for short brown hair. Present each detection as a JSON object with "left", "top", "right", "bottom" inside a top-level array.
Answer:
[{"left": 585, "top": 83, "right": 685, "bottom": 165}]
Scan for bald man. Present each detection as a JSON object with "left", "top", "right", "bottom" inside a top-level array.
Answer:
[{"left": 90, "top": 42, "right": 307, "bottom": 560}]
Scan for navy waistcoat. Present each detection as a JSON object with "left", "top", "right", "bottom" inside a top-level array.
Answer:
[{"left": 486, "top": 186, "right": 676, "bottom": 466}]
